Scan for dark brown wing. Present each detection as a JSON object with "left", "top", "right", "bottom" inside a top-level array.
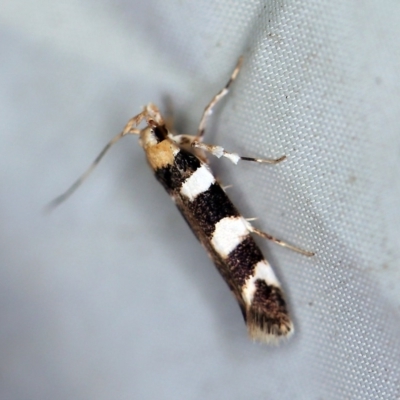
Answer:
[
  {"left": 152, "top": 147, "right": 293, "bottom": 341},
  {"left": 173, "top": 193, "right": 247, "bottom": 319}
]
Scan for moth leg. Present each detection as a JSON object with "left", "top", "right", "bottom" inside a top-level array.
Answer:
[
  {"left": 171, "top": 134, "right": 210, "bottom": 164},
  {"left": 222, "top": 184, "right": 233, "bottom": 191},
  {"left": 246, "top": 223, "right": 315, "bottom": 257},
  {"left": 192, "top": 140, "right": 286, "bottom": 165},
  {"left": 46, "top": 112, "right": 145, "bottom": 211},
  {"left": 196, "top": 56, "right": 243, "bottom": 141}
]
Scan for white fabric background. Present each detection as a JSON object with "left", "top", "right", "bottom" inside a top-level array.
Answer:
[{"left": 1, "top": 1, "right": 400, "bottom": 399}]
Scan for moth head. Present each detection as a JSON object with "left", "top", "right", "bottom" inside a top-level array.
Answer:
[{"left": 139, "top": 123, "right": 169, "bottom": 149}]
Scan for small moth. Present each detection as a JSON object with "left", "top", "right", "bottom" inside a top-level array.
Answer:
[{"left": 49, "top": 57, "right": 313, "bottom": 343}]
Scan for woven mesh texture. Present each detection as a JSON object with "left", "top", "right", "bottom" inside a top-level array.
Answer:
[{"left": 1, "top": 1, "right": 399, "bottom": 399}]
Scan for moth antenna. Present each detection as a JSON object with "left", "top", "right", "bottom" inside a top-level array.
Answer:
[
  {"left": 46, "top": 116, "right": 142, "bottom": 212},
  {"left": 196, "top": 56, "right": 243, "bottom": 141},
  {"left": 45, "top": 132, "right": 122, "bottom": 211}
]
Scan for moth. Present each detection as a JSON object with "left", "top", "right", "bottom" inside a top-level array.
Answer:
[{"left": 49, "top": 57, "right": 313, "bottom": 343}]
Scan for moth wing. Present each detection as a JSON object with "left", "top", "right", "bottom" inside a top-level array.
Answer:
[{"left": 173, "top": 193, "right": 247, "bottom": 317}]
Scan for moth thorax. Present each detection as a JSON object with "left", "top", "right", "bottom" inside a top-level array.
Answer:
[{"left": 140, "top": 130, "right": 177, "bottom": 171}]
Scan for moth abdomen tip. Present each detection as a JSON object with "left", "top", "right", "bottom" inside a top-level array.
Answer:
[
  {"left": 247, "top": 314, "right": 294, "bottom": 344},
  {"left": 245, "top": 282, "right": 293, "bottom": 344}
]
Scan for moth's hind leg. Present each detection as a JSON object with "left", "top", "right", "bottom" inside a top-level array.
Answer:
[{"left": 245, "top": 222, "right": 315, "bottom": 257}]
